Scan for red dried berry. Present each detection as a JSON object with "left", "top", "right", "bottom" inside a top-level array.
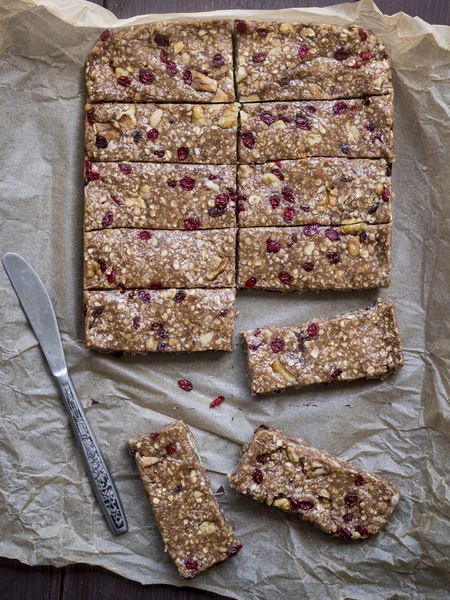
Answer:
[
  {"left": 180, "top": 176, "right": 195, "bottom": 191},
  {"left": 302, "top": 262, "right": 314, "bottom": 272},
  {"left": 173, "top": 483, "right": 183, "bottom": 493},
  {"left": 287, "top": 233, "right": 298, "bottom": 247},
  {"left": 174, "top": 290, "right": 186, "bottom": 303},
  {"left": 167, "top": 444, "right": 177, "bottom": 455},
  {"left": 139, "top": 290, "right": 151, "bottom": 303},
  {"left": 349, "top": 105, "right": 359, "bottom": 116},
  {"left": 360, "top": 51, "right": 373, "bottom": 61},
  {"left": 150, "top": 281, "right": 163, "bottom": 290},
  {"left": 344, "top": 492, "right": 358, "bottom": 507},
  {"left": 270, "top": 168, "right": 283, "bottom": 181},
  {"left": 330, "top": 368, "right": 342, "bottom": 382},
  {"left": 327, "top": 251, "right": 341, "bottom": 264},
  {"left": 185, "top": 560, "right": 198, "bottom": 573},
  {"left": 253, "top": 469, "right": 264, "bottom": 484},
  {"left": 295, "top": 114, "right": 311, "bottom": 131},
  {"left": 154, "top": 33, "right": 170, "bottom": 47},
  {"left": 139, "top": 231, "right": 152, "bottom": 240},
  {"left": 340, "top": 144, "right": 350, "bottom": 154},
  {"left": 117, "top": 75, "right": 131, "bottom": 87},
  {"left": 359, "top": 232, "right": 368, "bottom": 244},
  {"left": 270, "top": 339, "right": 285, "bottom": 353},
  {"left": 260, "top": 111, "right": 275, "bottom": 125},
  {"left": 156, "top": 341, "right": 167, "bottom": 351},
  {"left": 334, "top": 47, "right": 351, "bottom": 61},
  {"left": 354, "top": 475, "right": 365, "bottom": 486},
  {"left": 278, "top": 271, "right": 292, "bottom": 285},
  {"left": 242, "top": 132, "right": 256, "bottom": 149},
  {"left": 296, "top": 499, "right": 315, "bottom": 511},
  {"left": 247, "top": 343, "right": 261, "bottom": 352},
  {"left": 166, "top": 62, "right": 178, "bottom": 77},
  {"left": 98, "top": 258, "right": 107, "bottom": 273},
  {"left": 386, "top": 162, "right": 393, "bottom": 177},
  {"left": 146, "top": 128, "right": 159, "bottom": 142},
  {"left": 212, "top": 53, "right": 225, "bottom": 68},
  {"left": 244, "top": 277, "right": 257, "bottom": 289},
  {"left": 338, "top": 528, "right": 353, "bottom": 539},
  {"left": 177, "top": 147, "right": 189, "bottom": 161},
  {"left": 178, "top": 379, "right": 193, "bottom": 392},
  {"left": 356, "top": 524, "right": 369, "bottom": 536},
  {"left": 325, "top": 228, "right": 341, "bottom": 241},
  {"left": 282, "top": 187, "right": 295, "bottom": 203},
  {"left": 102, "top": 212, "right": 113, "bottom": 227},
  {"left": 182, "top": 70, "right": 192, "bottom": 85},
  {"left": 210, "top": 396, "right": 225, "bottom": 408},
  {"left": 167, "top": 180, "right": 178, "bottom": 188},
  {"left": 226, "top": 545, "right": 242, "bottom": 558},
  {"left": 304, "top": 224, "right": 320, "bottom": 236},
  {"left": 139, "top": 71, "right": 154, "bottom": 84},
  {"left": 95, "top": 135, "right": 108, "bottom": 149},
  {"left": 256, "top": 27, "right": 268, "bottom": 36},
  {"left": 270, "top": 195, "right": 280, "bottom": 210},
  {"left": 107, "top": 269, "right": 116, "bottom": 284},
  {"left": 100, "top": 30, "right": 110, "bottom": 41},
  {"left": 358, "top": 28, "right": 368, "bottom": 41},
  {"left": 159, "top": 50, "right": 168, "bottom": 63},
  {"left": 278, "top": 114, "right": 291, "bottom": 123},
  {"left": 84, "top": 160, "right": 92, "bottom": 171},
  {"left": 208, "top": 207, "right": 225, "bottom": 218},
  {"left": 283, "top": 207, "right": 295, "bottom": 223},
  {"left": 266, "top": 238, "right": 281, "bottom": 253},
  {"left": 119, "top": 163, "right": 131, "bottom": 174},
  {"left": 234, "top": 19, "right": 247, "bottom": 34},
  {"left": 343, "top": 513, "right": 353, "bottom": 522},
  {"left": 382, "top": 187, "right": 390, "bottom": 202},
  {"left": 368, "top": 202, "right": 380, "bottom": 215},
  {"left": 133, "top": 316, "right": 141, "bottom": 329},
  {"left": 92, "top": 306, "right": 104, "bottom": 318},
  {"left": 298, "top": 45, "right": 309, "bottom": 59},
  {"left": 307, "top": 323, "right": 318, "bottom": 337},
  {"left": 257, "top": 424, "right": 270, "bottom": 431},
  {"left": 87, "top": 170, "right": 100, "bottom": 181},
  {"left": 87, "top": 108, "right": 95, "bottom": 124},
  {"left": 256, "top": 454, "right": 269, "bottom": 464},
  {"left": 184, "top": 217, "right": 200, "bottom": 230},
  {"left": 215, "top": 193, "right": 230, "bottom": 208},
  {"left": 333, "top": 101, "right": 347, "bottom": 115},
  {"left": 351, "top": 60, "right": 363, "bottom": 70}
]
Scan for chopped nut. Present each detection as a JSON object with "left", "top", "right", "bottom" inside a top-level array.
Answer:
[
  {"left": 191, "top": 70, "right": 218, "bottom": 93},
  {"left": 236, "top": 66, "right": 247, "bottom": 83},
  {"left": 272, "top": 360, "right": 296, "bottom": 382},
  {"left": 217, "top": 105, "right": 238, "bottom": 129},
  {"left": 262, "top": 172, "right": 279, "bottom": 184},
  {"left": 150, "top": 108, "right": 163, "bottom": 127},
  {"left": 139, "top": 456, "right": 160, "bottom": 467},
  {"left": 206, "top": 258, "right": 229, "bottom": 281},
  {"left": 273, "top": 497, "right": 291, "bottom": 510},
  {"left": 200, "top": 331, "right": 214, "bottom": 346},
  {"left": 191, "top": 105, "right": 207, "bottom": 126},
  {"left": 173, "top": 41, "right": 184, "bottom": 55},
  {"left": 199, "top": 521, "right": 217, "bottom": 535}
]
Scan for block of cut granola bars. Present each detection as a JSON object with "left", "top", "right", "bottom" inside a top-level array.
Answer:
[
  {"left": 84, "top": 228, "right": 236, "bottom": 290},
  {"left": 234, "top": 21, "right": 392, "bottom": 102},
  {"left": 86, "top": 21, "right": 234, "bottom": 103},
  {"left": 128, "top": 421, "right": 242, "bottom": 578}
]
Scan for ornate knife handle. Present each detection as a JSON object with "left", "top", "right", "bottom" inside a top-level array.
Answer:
[{"left": 55, "top": 372, "right": 128, "bottom": 535}]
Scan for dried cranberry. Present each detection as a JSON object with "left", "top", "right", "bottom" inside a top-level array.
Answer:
[
  {"left": 338, "top": 528, "right": 353, "bottom": 539},
  {"left": 333, "top": 101, "right": 347, "bottom": 115},
  {"left": 351, "top": 60, "right": 363, "bottom": 70},
  {"left": 173, "top": 483, "right": 183, "bottom": 493},
  {"left": 386, "top": 162, "right": 393, "bottom": 177},
  {"left": 283, "top": 207, "right": 295, "bottom": 223},
  {"left": 305, "top": 324, "right": 318, "bottom": 338},
  {"left": 98, "top": 258, "right": 107, "bottom": 272},
  {"left": 340, "top": 175, "right": 353, "bottom": 183},
  {"left": 358, "top": 28, "right": 368, "bottom": 41},
  {"left": 356, "top": 524, "right": 369, "bottom": 536},
  {"left": 226, "top": 187, "right": 237, "bottom": 202},
  {"left": 139, "top": 231, "right": 152, "bottom": 241},
  {"left": 360, "top": 51, "right": 373, "bottom": 61},
  {"left": 106, "top": 269, "right": 116, "bottom": 284},
  {"left": 133, "top": 131, "right": 143, "bottom": 143},
  {"left": 166, "top": 62, "right": 177, "bottom": 77},
  {"left": 278, "top": 114, "right": 291, "bottom": 123},
  {"left": 304, "top": 224, "right": 319, "bottom": 236},
  {"left": 270, "top": 339, "right": 285, "bottom": 353},
  {"left": 281, "top": 187, "right": 295, "bottom": 203},
  {"left": 159, "top": 50, "right": 168, "bottom": 63},
  {"left": 95, "top": 135, "right": 108, "bottom": 149},
  {"left": 382, "top": 187, "right": 390, "bottom": 202},
  {"left": 327, "top": 251, "right": 341, "bottom": 264},
  {"left": 156, "top": 341, "right": 167, "bottom": 351},
  {"left": 185, "top": 559, "right": 198, "bottom": 572},
  {"left": 139, "top": 290, "right": 151, "bottom": 303},
  {"left": 208, "top": 206, "right": 225, "bottom": 218},
  {"left": 247, "top": 343, "right": 261, "bottom": 352},
  {"left": 359, "top": 232, "right": 368, "bottom": 244},
  {"left": 139, "top": 71, "right": 154, "bottom": 84},
  {"left": 210, "top": 395, "right": 225, "bottom": 408},
  {"left": 339, "top": 144, "right": 350, "bottom": 154},
  {"left": 349, "top": 105, "right": 359, "bottom": 116},
  {"left": 287, "top": 233, "right": 298, "bottom": 247},
  {"left": 154, "top": 150, "right": 165, "bottom": 158},
  {"left": 177, "top": 147, "right": 189, "bottom": 161},
  {"left": 272, "top": 168, "right": 284, "bottom": 180},
  {"left": 237, "top": 194, "right": 247, "bottom": 212},
  {"left": 302, "top": 262, "right": 314, "bottom": 272},
  {"left": 215, "top": 193, "right": 229, "bottom": 208},
  {"left": 184, "top": 217, "right": 200, "bottom": 230},
  {"left": 147, "top": 128, "right": 159, "bottom": 141},
  {"left": 292, "top": 499, "right": 315, "bottom": 511},
  {"left": 253, "top": 52, "right": 266, "bottom": 63},
  {"left": 117, "top": 75, "right": 131, "bottom": 87},
  {"left": 154, "top": 33, "right": 170, "bottom": 47},
  {"left": 253, "top": 469, "right": 264, "bottom": 484},
  {"left": 372, "top": 133, "right": 383, "bottom": 144},
  {"left": 257, "top": 424, "right": 270, "bottom": 431},
  {"left": 298, "top": 45, "right": 309, "bottom": 59},
  {"left": 119, "top": 163, "right": 131, "bottom": 174},
  {"left": 245, "top": 277, "right": 257, "bottom": 288},
  {"left": 102, "top": 212, "right": 113, "bottom": 227},
  {"left": 242, "top": 132, "right": 255, "bottom": 149},
  {"left": 254, "top": 329, "right": 260, "bottom": 336},
  {"left": 266, "top": 238, "right": 281, "bottom": 253},
  {"left": 325, "top": 228, "right": 340, "bottom": 241},
  {"left": 174, "top": 290, "right": 186, "bottom": 303},
  {"left": 180, "top": 176, "right": 195, "bottom": 191},
  {"left": 133, "top": 316, "right": 141, "bottom": 329},
  {"left": 182, "top": 70, "right": 192, "bottom": 85},
  {"left": 363, "top": 95, "right": 371, "bottom": 107},
  {"left": 178, "top": 379, "right": 193, "bottom": 392},
  {"left": 278, "top": 271, "right": 292, "bottom": 285},
  {"left": 260, "top": 112, "right": 275, "bottom": 125},
  {"left": 343, "top": 513, "right": 353, "bottom": 522},
  {"left": 300, "top": 203, "right": 310, "bottom": 212},
  {"left": 212, "top": 52, "right": 225, "bottom": 68},
  {"left": 87, "top": 170, "right": 100, "bottom": 181},
  {"left": 87, "top": 108, "right": 95, "bottom": 124},
  {"left": 334, "top": 47, "right": 351, "bottom": 61},
  {"left": 100, "top": 30, "right": 110, "bottom": 42},
  {"left": 256, "top": 27, "right": 268, "bottom": 36},
  {"left": 92, "top": 306, "right": 104, "bottom": 318},
  {"left": 167, "top": 180, "right": 177, "bottom": 188},
  {"left": 256, "top": 454, "right": 269, "bottom": 464},
  {"left": 226, "top": 545, "right": 242, "bottom": 558},
  {"left": 354, "top": 475, "right": 365, "bottom": 486},
  {"left": 270, "top": 195, "right": 280, "bottom": 210},
  {"left": 84, "top": 160, "right": 92, "bottom": 171},
  {"left": 234, "top": 19, "right": 247, "bottom": 34},
  {"left": 368, "top": 202, "right": 380, "bottom": 214},
  {"left": 295, "top": 114, "right": 311, "bottom": 131},
  {"left": 167, "top": 444, "right": 177, "bottom": 455},
  {"left": 344, "top": 492, "right": 358, "bottom": 508},
  {"left": 151, "top": 282, "right": 163, "bottom": 291}
]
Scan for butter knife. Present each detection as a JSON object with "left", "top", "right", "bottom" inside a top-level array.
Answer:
[{"left": 2, "top": 252, "right": 128, "bottom": 536}]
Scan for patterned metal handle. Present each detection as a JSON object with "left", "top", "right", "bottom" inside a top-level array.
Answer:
[{"left": 55, "top": 372, "right": 128, "bottom": 535}]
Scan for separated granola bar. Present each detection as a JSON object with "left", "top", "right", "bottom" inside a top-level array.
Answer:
[
  {"left": 128, "top": 421, "right": 242, "bottom": 578},
  {"left": 85, "top": 288, "right": 235, "bottom": 352},
  {"left": 242, "top": 300, "right": 404, "bottom": 395},
  {"left": 239, "top": 95, "right": 394, "bottom": 163},
  {"left": 238, "top": 224, "right": 391, "bottom": 291},
  {"left": 84, "top": 228, "right": 236, "bottom": 290},
  {"left": 235, "top": 21, "right": 392, "bottom": 102},
  {"left": 86, "top": 21, "right": 234, "bottom": 103},
  {"left": 238, "top": 158, "right": 392, "bottom": 227},
  {"left": 85, "top": 103, "right": 238, "bottom": 164},
  {"left": 228, "top": 425, "right": 400, "bottom": 539},
  {"left": 84, "top": 162, "right": 237, "bottom": 231}
]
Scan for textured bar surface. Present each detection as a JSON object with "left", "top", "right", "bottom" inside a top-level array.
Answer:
[
  {"left": 228, "top": 425, "right": 400, "bottom": 539},
  {"left": 238, "top": 224, "right": 391, "bottom": 291},
  {"left": 128, "top": 421, "right": 242, "bottom": 578},
  {"left": 238, "top": 158, "right": 392, "bottom": 227},
  {"left": 85, "top": 288, "right": 236, "bottom": 353},
  {"left": 86, "top": 21, "right": 234, "bottom": 103},
  {"left": 85, "top": 228, "right": 236, "bottom": 290},
  {"left": 85, "top": 103, "right": 238, "bottom": 164},
  {"left": 242, "top": 300, "right": 404, "bottom": 395},
  {"left": 239, "top": 95, "right": 394, "bottom": 163},
  {"left": 235, "top": 21, "right": 392, "bottom": 102},
  {"left": 84, "top": 162, "right": 237, "bottom": 231}
]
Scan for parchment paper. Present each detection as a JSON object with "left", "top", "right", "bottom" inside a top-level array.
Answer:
[{"left": 1, "top": 0, "right": 450, "bottom": 597}]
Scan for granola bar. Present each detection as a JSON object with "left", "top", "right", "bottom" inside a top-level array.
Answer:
[
  {"left": 86, "top": 21, "right": 234, "bottom": 103},
  {"left": 238, "top": 158, "right": 392, "bottom": 227},
  {"left": 85, "top": 288, "right": 235, "bottom": 352},
  {"left": 237, "top": 224, "right": 391, "bottom": 291},
  {"left": 239, "top": 95, "right": 394, "bottom": 163},
  {"left": 84, "top": 162, "right": 237, "bottom": 231},
  {"left": 242, "top": 300, "right": 404, "bottom": 395},
  {"left": 84, "top": 228, "right": 236, "bottom": 290},
  {"left": 128, "top": 421, "right": 242, "bottom": 578},
  {"left": 85, "top": 103, "right": 238, "bottom": 164},
  {"left": 228, "top": 425, "right": 400, "bottom": 539},
  {"left": 235, "top": 21, "right": 392, "bottom": 102}
]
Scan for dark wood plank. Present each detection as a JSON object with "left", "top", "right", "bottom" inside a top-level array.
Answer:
[{"left": 0, "top": 558, "right": 61, "bottom": 600}]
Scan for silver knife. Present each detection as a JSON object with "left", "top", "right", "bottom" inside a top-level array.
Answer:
[{"left": 2, "top": 252, "right": 128, "bottom": 536}]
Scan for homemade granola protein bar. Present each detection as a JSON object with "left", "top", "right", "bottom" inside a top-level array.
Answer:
[
  {"left": 237, "top": 224, "right": 391, "bottom": 291},
  {"left": 239, "top": 95, "right": 394, "bottom": 163},
  {"left": 86, "top": 21, "right": 235, "bottom": 103},
  {"left": 85, "top": 103, "right": 238, "bottom": 164},
  {"left": 242, "top": 300, "right": 404, "bottom": 395},
  {"left": 228, "top": 425, "right": 400, "bottom": 539},
  {"left": 85, "top": 288, "right": 236, "bottom": 353},
  {"left": 84, "top": 162, "right": 237, "bottom": 231},
  {"left": 84, "top": 228, "right": 236, "bottom": 290},
  {"left": 128, "top": 421, "right": 242, "bottom": 578},
  {"left": 235, "top": 21, "right": 392, "bottom": 102},
  {"left": 237, "top": 158, "right": 392, "bottom": 227}
]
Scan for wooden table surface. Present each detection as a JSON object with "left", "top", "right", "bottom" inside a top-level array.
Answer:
[{"left": 1, "top": 1, "right": 449, "bottom": 599}]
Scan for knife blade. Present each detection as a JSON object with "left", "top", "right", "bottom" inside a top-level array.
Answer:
[{"left": 2, "top": 252, "right": 128, "bottom": 536}]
